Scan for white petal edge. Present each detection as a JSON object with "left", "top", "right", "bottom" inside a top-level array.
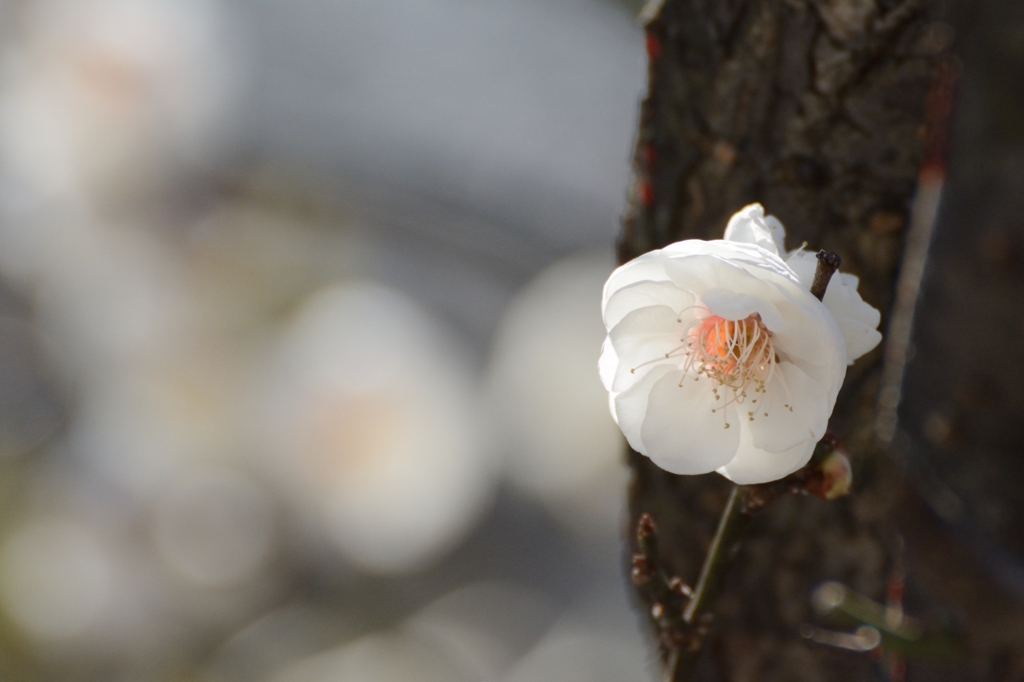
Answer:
[
  {"left": 722, "top": 203, "right": 785, "bottom": 256},
  {"left": 612, "top": 364, "right": 674, "bottom": 454},
  {"left": 602, "top": 250, "right": 672, "bottom": 310},
  {"left": 836, "top": 317, "right": 883, "bottom": 363},
  {"left": 717, "top": 421, "right": 816, "bottom": 485},
  {"left": 598, "top": 336, "right": 618, "bottom": 392},
  {"left": 665, "top": 243, "right": 800, "bottom": 289},
  {"left": 603, "top": 279, "right": 697, "bottom": 329}
]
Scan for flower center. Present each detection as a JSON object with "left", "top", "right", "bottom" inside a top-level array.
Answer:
[{"left": 682, "top": 314, "right": 777, "bottom": 417}]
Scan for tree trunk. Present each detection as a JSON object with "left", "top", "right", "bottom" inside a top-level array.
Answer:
[{"left": 618, "top": 1, "right": 964, "bottom": 680}]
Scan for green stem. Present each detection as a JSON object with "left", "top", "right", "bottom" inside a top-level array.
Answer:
[
  {"left": 683, "top": 485, "right": 745, "bottom": 623},
  {"left": 669, "top": 484, "right": 751, "bottom": 681}
]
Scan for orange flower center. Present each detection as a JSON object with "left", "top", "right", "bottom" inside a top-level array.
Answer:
[{"left": 681, "top": 314, "right": 778, "bottom": 424}]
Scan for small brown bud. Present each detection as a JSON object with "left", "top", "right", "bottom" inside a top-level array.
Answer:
[
  {"left": 813, "top": 451, "right": 853, "bottom": 500},
  {"left": 667, "top": 576, "right": 694, "bottom": 598},
  {"left": 637, "top": 512, "right": 656, "bottom": 538},
  {"left": 631, "top": 555, "right": 654, "bottom": 585}
]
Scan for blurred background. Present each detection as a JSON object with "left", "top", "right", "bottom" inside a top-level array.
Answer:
[{"left": 0, "top": 0, "right": 657, "bottom": 680}]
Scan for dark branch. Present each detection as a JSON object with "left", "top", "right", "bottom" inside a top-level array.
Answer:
[{"left": 810, "top": 250, "right": 842, "bottom": 301}]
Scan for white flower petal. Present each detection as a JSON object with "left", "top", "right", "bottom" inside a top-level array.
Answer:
[
  {"left": 762, "top": 282, "right": 845, "bottom": 368},
  {"left": 608, "top": 305, "right": 688, "bottom": 392},
  {"left": 722, "top": 203, "right": 786, "bottom": 256},
  {"left": 640, "top": 369, "right": 740, "bottom": 474},
  {"left": 665, "top": 243, "right": 799, "bottom": 288},
  {"left": 764, "top": 214, "right": 788, "bottom": 254},
  {"left": 824, "top": 277, "right": 881, "bottom": 327},
  {"left": 699, "top": 287, "right": 786, "bottom": 331},
  {"left": 785, "top": 249, "right": 817, "bottom": 290},
  {"left": 793, "top": 353, "right": 847, "bottom": 416},
  {"left": 599, "top": 204, "right": 881, "bottom": 484},
  {"left": 835, "top": 317, "right": 883, "bottom": 363},
  {"left": 603, "top": 280, "right": 696, "bottom": 329},
  {"left": 717, "top": 422, "right": 816, "bottom": 484},
  {"left": 598, "top": 336, "right": 618, "bottom": 392},
  {"left": 747, "top": 361, "right": 828, "bottom": 452},
  {"left": 602, "top": 250, "right": 672, "bottom": 309},
  {"left": 784, "top": 250, "right": 881, "bottom": 363},
  {"left": 661, "top": 255, "right": 770, "bottom": 306},
  {"left": 612, "top": 364, "right": 674, "bottom": 453}
]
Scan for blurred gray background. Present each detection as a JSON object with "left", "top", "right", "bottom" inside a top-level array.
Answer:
[{"left": 0, "top": 0, "right": 657, "bottom": 680}]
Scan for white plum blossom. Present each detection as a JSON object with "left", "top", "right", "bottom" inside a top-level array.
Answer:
[{"left": 599, "top": 204, "right": 881, "bottom": 484}]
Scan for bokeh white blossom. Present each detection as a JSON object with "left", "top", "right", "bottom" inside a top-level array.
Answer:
[
  {"left": 600, "top": 204, "right": 881, "bottom": 484},
  {"left": 487, "top": 252, "right": 626, "bottom": 538},
  {"left": 257, "top": 283, "right": 495, "bottom": 574}
]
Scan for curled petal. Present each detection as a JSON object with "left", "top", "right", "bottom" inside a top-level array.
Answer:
[
  {"left": 640, "top": 369, "right": 739, "bottom": 475},
  {"left": 664, "top": 244, "right": 799, "bottom": 290},
  {"left": 699, "top": 287, "right": 786, "bottom": 331},
  {"left": 608, "top": 305, "right": 687, "bottom": 392},
  {"left": 604, "top": 280, "right": 696, "bottom": 329},
  {"left": 722, "top": 203, "right": 786, "bottom": 256},
  {"left": 836, "top": 317, "right": 883, "bottom": 363}
]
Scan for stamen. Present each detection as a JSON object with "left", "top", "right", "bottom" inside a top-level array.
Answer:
[
  {"left": 629, "top": 344, "right": 688, "bottom": 374},
  {"left": 680, "top": 313, "right": 777, "bottom": 420},
  {"left": 624, "top": 310, "right": 785, "bottom": 423}
]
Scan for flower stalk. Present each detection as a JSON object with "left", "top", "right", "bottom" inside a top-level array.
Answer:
[
  {"left": 681, "top": 485, "right": 746, "bottom": 625},
  {"left": 668, "top": 484, "right": 750, "bottom": 681},
  {"left": 637, "top": 437, "right": 855, "bottom": 682}
]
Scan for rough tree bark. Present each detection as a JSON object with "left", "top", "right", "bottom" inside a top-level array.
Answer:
[{"left": 618, "top": 1, "right": 966, "bottom": 680}]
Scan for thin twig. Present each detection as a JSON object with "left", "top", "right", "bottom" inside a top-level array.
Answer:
[
  {"left": 667, "top": 484, "right": 751, "bottom": 681},
  {"left": 662, "top": 649, "right": 681, "bottom": 682},
  {"left": 683, "top": 485, "right": 745, "bottom": 623}
]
